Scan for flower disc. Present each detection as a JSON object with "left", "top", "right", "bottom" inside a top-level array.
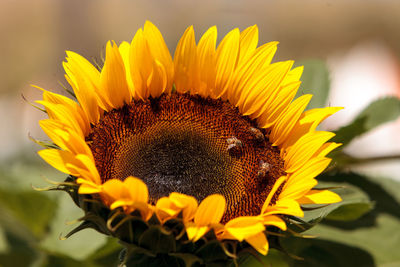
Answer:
[{"left": 88, "top": 93, "right": 285, "bottom": 222}]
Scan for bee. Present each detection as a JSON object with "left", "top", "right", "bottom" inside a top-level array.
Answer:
[
  {"left": 249, "top": 127, "right": 265, "bottom": 143},
  {"left": 257, "top": 160, "right": 271, "bottom": 178},
  {"left": 226, "top": 136, "right": 243, "bottom": 153}
]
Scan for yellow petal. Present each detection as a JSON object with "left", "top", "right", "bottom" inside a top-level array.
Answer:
[
  {"left": 269, "top": 94, "right": 312, "bottom": 146},
  {"left": 262, "top": 215, "right": 287, "bottom": 230},
  {"left": 282, "top": 65, "right": 304, "bottom": 85},
  {"left": 169, "top": 192, "right": 198, "bottom": 222},
  {"left": 38, "top": 149, "right": 79, "bottom": 176},
  {"left": 64, "top": 51, "right": 102, "bottom": 123},
  {"left": 129, "top": 28, "right": 145, "bottom": 99},
  {"left": 185, "top": 223, "right": 209, "bottom": 242},
  {"left": 284, "top": 131, "right": 335, "bottom": 173},
  {"left": 240, "top": 61, "right": 293, "bottom": 117},
  {"left": 38, "top": 88, "right": 90, "bottom": 136},
  {"left": 214, "top": 28, "right": 240, "bottom": 98},
  {"left": 143, "top": 21, "right": 174, "bottom": 91},
  {"left": 147, "top": 59, "right": 168, "bottom": 97},
  {"left": 261, "top": 176, "right": 287, "bottom": 213},
  {"left": 40, "top": 120, "right": 93, "bottom": 158},
  {"left": 77, "top": 178, "right": 102, "bottom": 194},
  {"left": 224, "top": 216, "right": 265, "bottom": 241},
  {"left": 74, "top": 154, "right": 101, "bottom": 184},
  {"left": 194, "top": 194, "right": 226, "bottom": 226},
  {"left": 174, "top": 25, "right": 198, "bottom": 93},
  {"left": 118, "top": 41, "right": 135, "bottom": 93},
  {"left": 314, "top": 142, "right": 342, "bottom": 158},
  {"left": 298, "top": 190, "right": 342, "bottom": 204},
  {"left": 227, "top": 42, "right": 278, "bottom": 105},
  {"left": 124, "top": 176, "right": 149, "bottom": 203},
  {"left": 245, "top": 232, "right": 269, "bottom": 255},
  {"left": 281, "top": 107, "right": 343, "bottom": 150},
  {"left": 36, "top": 100, "right": 85, "bottom": 138},
  {"left": 279, "top": 178, "right": 318, "bottom": 202},
  {"left": 253, "top": 81, "right": 300, "bottom": 124},
  {"left": 101, "top": 179, "right": 129, "bottom": 206},
  {"left": 238, "top": 25, "right": 258, "bottom": 65},
  {"left": 263, "top": 199, "right": 304, "bottom": 217},
  {"left": 197, "top": 26, "right": 217, "bottom": 96},
  {"left": 100, "top": 41, "right": 131, "bottom": 109},
  {"left": 155, "top": 197, "right": 180, "bottom": 223}
]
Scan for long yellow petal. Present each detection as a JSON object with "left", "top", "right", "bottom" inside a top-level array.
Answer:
[
  {"left": 64, "top": 51, "right": 102, "bottom": 123},
  {"left": 224, "top": 216, "right": 265, "bottom": 241},
  {"left": 38, "top": 149, "right": 79, "bottom": 176},
  {"left": 227, "top": 42, "right": 278, "bottom": 105},
  {"left": 240, "top": 61, "right": 293, "bottom": 117},
  {"left": 143, "top": 21, "right": 174, "bottom": 91},
  {"left": 197, "top": 26, "right": 217, "bottom": 96},
  {"left": 245, "top": 232, "right": 269, "bottom": 256},
  {"left": 262, "top": 215, "right": 287, "bottom": 230},
  {"left": 281, "top": 107, "right": 343, "bottom": 150},
  {"left": 284, "top": 131, "right": 335, "bottom": 173},
  {"left": 298, "top": 189, "right": 342, "bottom": 204},
  {"left": 238, "top": 25, "right": 258, "bottom": 65},
  {"left": 39, "top": 89, "right": 90, "bottom": 136},
  {"left": 118, "top": 41, "right": 135, "bottom": 94},
  {"left": 261, "top": 176, "right": 287, "bottom": 213},
  {"left": 194, "top": 194, "right": 226, "bottom": 226},
  {"left": 174, "top": 26, "right": 198, "bottom": 93},
  {"left": 214, "top": 28, "right": 240, "bottom": 98},
  {"left": 100, "top": 41, "right": 131, "bottom": 109},
  {"left": 263, "top": 199, "right": 304, "bottom": 217},
  {"left": 254, "top": 81, "right": 300, "bottom": 124},
  {"left": 269, "top": 94, "right": 312, "bottom": 146}
]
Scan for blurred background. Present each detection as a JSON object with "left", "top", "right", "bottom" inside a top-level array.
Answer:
[{"left": 1, "top": 0, "right": 400, "bottom": 266}]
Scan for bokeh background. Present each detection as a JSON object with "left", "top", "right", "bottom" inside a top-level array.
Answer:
[{"left": 1, "top": 0, "right": 400, "bottom": 266}]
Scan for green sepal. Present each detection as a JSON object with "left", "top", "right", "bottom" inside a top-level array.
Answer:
[
  {"left": 139, "top": 226, "right": 176, "bottom": 254},
  {"left": 195, "top": 240, "right": 229, "bottom": 263}
]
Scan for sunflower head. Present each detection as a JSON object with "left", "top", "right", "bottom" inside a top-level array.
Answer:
[{"left": 35, "top": 21, "right": 342, "bottom": 265}]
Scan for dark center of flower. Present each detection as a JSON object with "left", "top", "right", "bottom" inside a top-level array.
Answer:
[{"left": 87, "top": 93, "right": 286, "bottom": 222}]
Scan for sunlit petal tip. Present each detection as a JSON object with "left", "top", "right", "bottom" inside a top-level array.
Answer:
[{"left": 299, "top": 190, "right": 342, "bottom": 205}]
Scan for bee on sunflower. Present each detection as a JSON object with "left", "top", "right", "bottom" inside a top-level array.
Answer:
[{"left": 34, "top": 21, "right": 342, "bottom": 266}]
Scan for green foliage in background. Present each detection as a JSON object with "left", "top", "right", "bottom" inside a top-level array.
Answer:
[{"left": 1, "top": 59, "right": 400, "bottom": 266}]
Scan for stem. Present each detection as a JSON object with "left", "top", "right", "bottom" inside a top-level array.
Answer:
[{"left": 336, "top": 153, "right": 400, "bottom": 166}]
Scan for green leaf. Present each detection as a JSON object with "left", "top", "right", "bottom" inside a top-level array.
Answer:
[
  {"left": 86, "top": 237, "right": 121, "bottom": 266},
  {"left": 333, "top": 97, "right": 400, "bottom": 147},
  {"left": 299, "top": 181, "right": 371, "bottom": 228},
  {"left": 280, "top": 236, "right": 376, "bottom": 267},
  {"left": 43, "top": 252, "right": 87, "bottom": 267},
  {"left": 325, "top": 202, "right": 374, "bottom": 221},
  {"left": 40, "top": 193, "right": 107, "bottom": 261},
  {"left": 0, "top": 189, "right": 58, "bottom": 239},
  {"left": 295, "top": 59, "right": 331, "bottom": 110},
  {"left": 312, "top": 172, "right": 400, "bottom": 266},
  {"left": 239, "top": 249, "right": 289, "bottom": 267}
]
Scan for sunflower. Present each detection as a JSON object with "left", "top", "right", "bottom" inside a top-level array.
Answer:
[{"left": 35, "top": 21, "right": 341, "bottom": 258}]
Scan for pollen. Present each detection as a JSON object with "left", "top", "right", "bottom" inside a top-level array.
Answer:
[{"left": 87, "top": 93, "right": 286, "bottom": 222}]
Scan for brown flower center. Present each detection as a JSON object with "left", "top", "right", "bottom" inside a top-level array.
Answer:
[{"left": 87, "top": 93, "right": 286, "bottom": 222}]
